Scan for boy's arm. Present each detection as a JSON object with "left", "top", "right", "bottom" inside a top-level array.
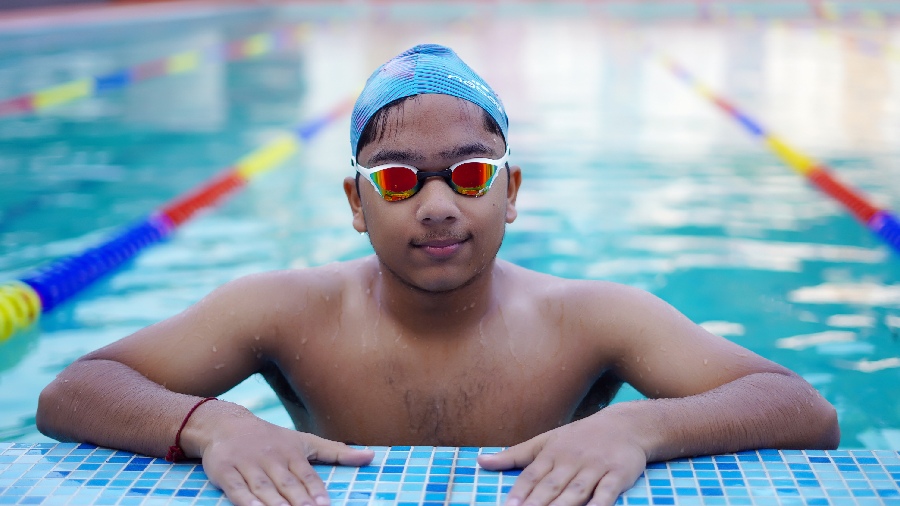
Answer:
[
  {"left": 479, "top": 283, "right": 838, "bottom": 506},
  {"left": 37, "top": 271, "right": 373, "bottom": 506}
]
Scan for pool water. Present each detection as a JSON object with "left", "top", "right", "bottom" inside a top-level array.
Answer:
[{"left": 0, "top": 2, "right": 898, "bottom": 451}]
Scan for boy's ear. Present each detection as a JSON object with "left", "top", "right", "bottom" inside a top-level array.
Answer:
[
  {"left": 505, "top": 165, "right": 522, "bottom": 224},
  {"left": 343, "top": 176, "right": 368, "bottom": 233}
]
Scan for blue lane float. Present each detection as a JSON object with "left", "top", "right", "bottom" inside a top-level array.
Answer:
[{"left": 19, "top": 214, "right": 172, "bottom": 313}]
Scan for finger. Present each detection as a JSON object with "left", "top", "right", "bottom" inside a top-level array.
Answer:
[
  {"left": 544, "top": 468, "right": 604, "bottom": 506},
  {"left": 288, "top": 458, "right": 331, "bottom": 506},
  {"left": 261, "top": 459, "right": 322, "bottom": 506},
  {"left": 478, "top": 434, "right": 547, "bottom": 471},
  {"left": 587, "top": 470, "right": 631, "bottom": 506},
  {"left": 502, "top": 457, "right": 553, "bottom": 506},
  {"left": 214, "top": 466, "right": 265, "bottom": 506},
  {"left": 238, "top": 464, "right": 293, "bottom": 506},
  {"left": 517, "top": 464, "right": 580, "bottom": 506},
  {"left": 304, "top": 435, "right": 375, "bottom": 466}
]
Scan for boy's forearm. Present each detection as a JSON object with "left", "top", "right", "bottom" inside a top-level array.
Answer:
[
  {"left": 36, "top": 359, "right": 251, "bottom": 458},
  {"left": 608, "top": 371, "right": 839, "bottom": 462}
]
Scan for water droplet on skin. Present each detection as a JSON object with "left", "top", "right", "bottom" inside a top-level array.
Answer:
[
  {"left": 300, "top": 338, "right": 308, "bottom": 345},
  {"left": 295, "top": 354, "right": 300, "bottom": 360},
  {"left": 325, "top": 296, "right": 330, "bottom": 302},
  {"left": 561, "top": 366, "right": 567, "bottom": 371},
  {"left": 703, "top": 359, "right": 709, "bottom": 365},
  {"left": 215, "top": 363, "right": 225, "bottom": 370},
  {"left": 212, "top": 345, "right": 217, "bottom": 352}
]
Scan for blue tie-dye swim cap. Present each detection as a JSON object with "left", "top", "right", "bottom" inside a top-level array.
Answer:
[{"left": 350, "top": 44, "right": 508, "bottom": 156}]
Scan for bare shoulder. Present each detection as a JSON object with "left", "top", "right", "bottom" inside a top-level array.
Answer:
[
  {"left": 496, "top": 261, "right": 646, "bottom": 358},
  {"left": 499, "top": 262, "right": 790, "bottom": 398},
  {"left": 237, "top": 256, "right": 376, "bottom": 329},
  {"left": 499, "top": 260, "right": 660, "bottom": 327},
  {"left": 219, "top": 256, "right": 372, "bottom": 311},
  {"left": 77, "top": 257, "right": 375, "bottom": 396}
]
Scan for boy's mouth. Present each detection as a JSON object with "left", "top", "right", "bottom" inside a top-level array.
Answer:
[{"left": 412, "top": 235, "right": 471, "bottom": 258}]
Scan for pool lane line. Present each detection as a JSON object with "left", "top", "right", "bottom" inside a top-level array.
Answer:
[
  {"left": 657, "top": 54, "right": 900, "bottom": 257},
  {"left": 0, "top": 23, "right": 311, "bottom": 119},
  {"left": 0, "top": 93, "right": 356, "bottom": 343}
]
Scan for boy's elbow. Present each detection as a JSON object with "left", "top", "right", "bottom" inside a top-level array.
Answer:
[
  {"left": 35, "top": 382, "right": 57, "bottom": 438},
  {"left": 36, "top": 379, "right": 70, "bottom": 441},
  {"left": 795, "top": 391, "right": 840, "bottom": 450},
  {"left": 815, "top": 401, "right": 841, "bottom": 450}
]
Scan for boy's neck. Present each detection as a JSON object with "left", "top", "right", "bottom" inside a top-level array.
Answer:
[{"left": 372, "top": 258, "right": 502, "bottom": 336}]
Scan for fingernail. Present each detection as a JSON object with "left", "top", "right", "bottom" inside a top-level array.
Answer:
[
  {"left": 250, "top": 501, "right": 263, "bottom": 506},
  {"left": 505, "top": 498, "right": 520, "bottom": 506},
  {"left": 315, "top": 495, "right": 329, "bottom": 505}
]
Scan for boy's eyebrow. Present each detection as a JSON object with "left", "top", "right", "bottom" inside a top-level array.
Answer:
[
  {"left": 365, "top": 149, "right": 425, "bottom": 166},
  {"left": 365, "top": 142, "right": 500, "bottom": 167},
  {"left": 438, "top": 142, "right": 500, "bottom": 160}
]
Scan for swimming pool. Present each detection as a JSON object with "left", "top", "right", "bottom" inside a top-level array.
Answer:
[{"left": 0, "top": 0, "right": 898, "bottom": 458}]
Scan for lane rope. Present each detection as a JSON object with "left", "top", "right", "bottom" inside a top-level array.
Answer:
[
  {"left": 656, "top": 53, "right": 900, "bottom": 257},
  {"left": 0, "top": 93, "right": 356, "bottom": 342},
  {"left": 0, "top": 24, "right": 311, "bottom": 118}
]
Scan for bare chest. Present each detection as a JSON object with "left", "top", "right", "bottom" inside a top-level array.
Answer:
[{"left": 270, "top": 324, "right": 604, "bottom": 446}]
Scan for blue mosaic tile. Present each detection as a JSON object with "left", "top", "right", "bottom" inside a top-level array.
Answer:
[{"left": 0, "top": 445, "right": 898, "bottom": 504}]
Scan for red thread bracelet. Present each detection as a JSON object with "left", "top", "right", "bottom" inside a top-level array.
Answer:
[{"left": 165, "top": 397, "right": 216, "bottom": 463}]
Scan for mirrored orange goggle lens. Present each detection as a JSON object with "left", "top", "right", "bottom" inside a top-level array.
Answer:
[
  {"left": 451, "top": 162, "right": 496, "bottom": 193},
  {"left": 372, "top": 166, "right": 418, "bottom": 193}
]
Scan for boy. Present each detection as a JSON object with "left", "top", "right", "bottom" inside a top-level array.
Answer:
[{"left": 37, "top": 44, "right": 839, "bottom": 506}]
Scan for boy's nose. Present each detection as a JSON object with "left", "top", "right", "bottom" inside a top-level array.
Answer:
[{"left": 414, "top": 176, "right": 460, "bottom": 224}]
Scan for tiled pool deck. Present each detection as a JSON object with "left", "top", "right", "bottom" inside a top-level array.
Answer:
[{"left": 1, "top": 443, "right": 898, "bottom": 505}]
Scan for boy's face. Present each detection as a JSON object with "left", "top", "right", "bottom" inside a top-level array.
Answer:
[{"left": 344, "top": 94, "right": 521, "bottom": 293}]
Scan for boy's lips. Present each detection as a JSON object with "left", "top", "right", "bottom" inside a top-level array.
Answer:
[{"left": 412, "top": 235, "right": 471, "bottom": 258}]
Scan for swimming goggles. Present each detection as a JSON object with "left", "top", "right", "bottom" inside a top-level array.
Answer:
[{"left": 352, "top": 147, "right": 510, "bottom": 202}]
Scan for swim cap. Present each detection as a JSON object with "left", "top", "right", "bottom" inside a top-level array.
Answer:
[{"left": 350, "top": 44, "right": 508, "bottom": 156}]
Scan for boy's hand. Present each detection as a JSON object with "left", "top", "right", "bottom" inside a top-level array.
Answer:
[
  {"left": 477, "top": 412, "right": 647, "bottom": 506},
  {"left": 201, "top": 418, "right": 374, "bottom": 506}
]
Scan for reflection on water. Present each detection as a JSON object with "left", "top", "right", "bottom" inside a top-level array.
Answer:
[
  {"left": 0, "top": 3, "right": 898, "bottom": 448},
  {"left": 776, "top": 330, "right": 857, "bottom": 350},
  {"left": 789, "top": 282, "right": 900, "bottom": 305},
  {"left": 837, "top": 357, "right": 900, "bottom": 373},
  {"left": 698, "top": 320, "right": 746, "bottom": 337},
  {"left": 826, "top": 314, "right": 876, "bottom": 327}
]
